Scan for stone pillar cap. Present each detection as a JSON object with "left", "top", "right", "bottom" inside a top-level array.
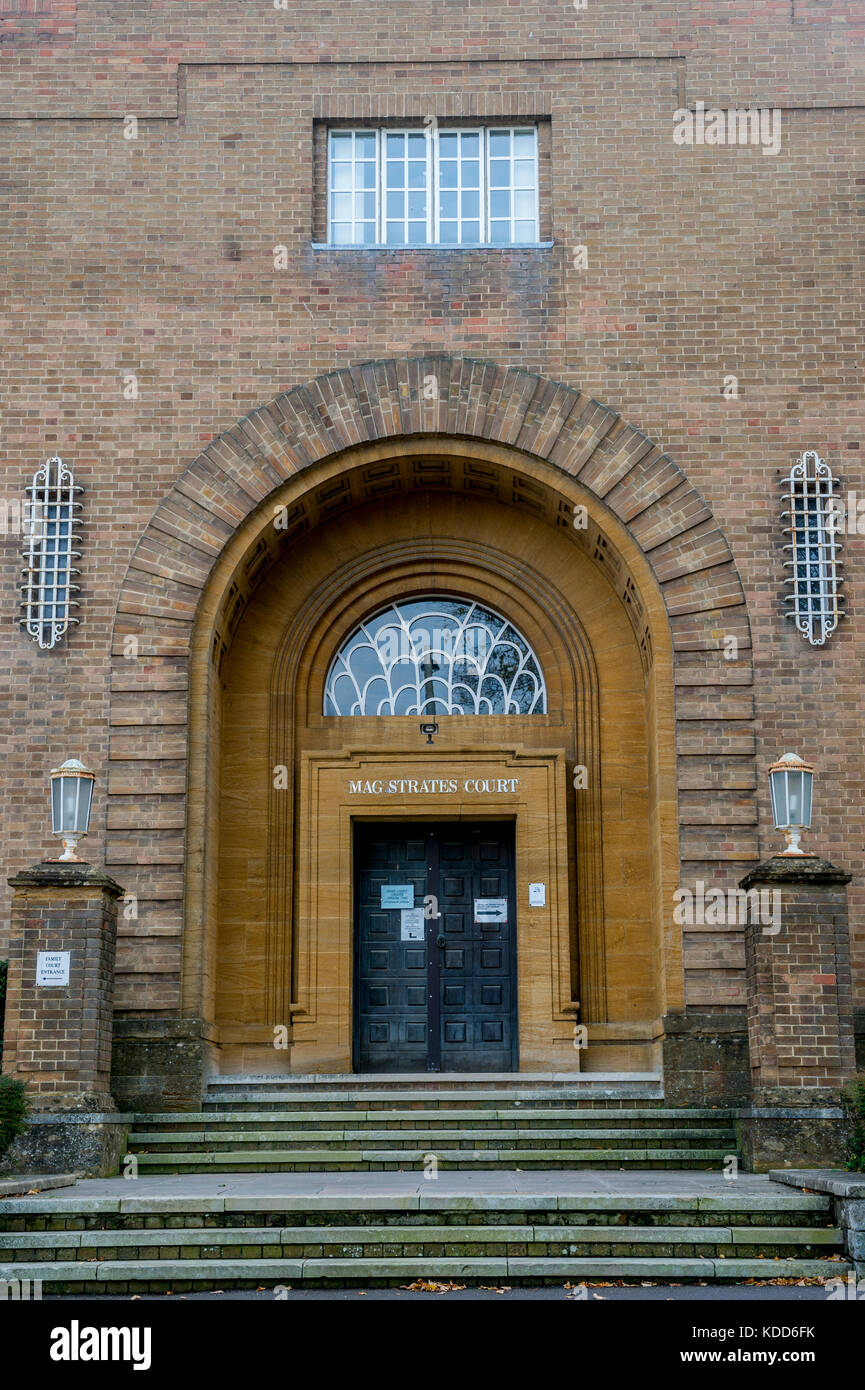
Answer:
[
  {"left": 8, "top": 861, "right": 125, "bottom": 897},
  {"left": 738, "top": 856, "right": 851, "bottom": 890}
]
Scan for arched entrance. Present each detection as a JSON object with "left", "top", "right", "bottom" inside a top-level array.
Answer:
[{"left": 108, "top": 358, "right": 754, "bottom": 1094}]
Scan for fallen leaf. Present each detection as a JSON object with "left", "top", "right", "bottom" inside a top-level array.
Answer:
[{"left": 402, "top": 1280, "right": 467, "bottom": 1294}]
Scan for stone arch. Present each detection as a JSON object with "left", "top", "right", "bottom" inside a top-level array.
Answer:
[{"left": 108, "top": 356, "right": 754, "bottom": 1057}]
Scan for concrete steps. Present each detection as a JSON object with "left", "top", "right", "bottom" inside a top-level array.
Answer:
[
  {"left": 126, "top": 1082, "right": 739, "bottom": 1173},
  {"left": 0, "top": 1190, "right": 849, "bottom": 1292}
]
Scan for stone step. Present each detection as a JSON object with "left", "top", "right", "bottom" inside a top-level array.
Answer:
[
  {"left": 207, "top": 1072, "right": 662, "bottom": 1090},
  {"left": 129, "top": 1127, "right": 736, "bottom": 1149},
  {"left": 1, "top": 1186, "right": 833, "bottom": 1212},
  {"left": 203, "top": 1086, "right": 665, "bottom": 1109},
  {"left": 0, "top": 1254, "right": 849, "bottom": 1292},
  {"left": 128, "top": 1147, "right": 736, "bottom": 1171},
  {"left": 0, "top": 1223, "right": 843, "bottom": 1260},
  {"left": 0, "top": 1194, "right": 834, "bottom": 1224},
  {"left": 138, "top": 1108, "right": 731, "bottom": 1126}
]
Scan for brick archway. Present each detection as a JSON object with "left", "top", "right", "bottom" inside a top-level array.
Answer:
[{"left": 109, "top": 357, "right": 754, "bottom": 1078}]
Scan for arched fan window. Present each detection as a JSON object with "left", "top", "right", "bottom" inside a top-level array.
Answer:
[{"left": 324, "top": 596, "right": 547, "bottom": 716}]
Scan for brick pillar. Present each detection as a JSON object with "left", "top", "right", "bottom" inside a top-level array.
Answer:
[
  {"left": 2, "top": 862, "right": 130, "bottom": 1175},
  {"left": 738, "top": 856, "right": 856, "bottom": 1170}
]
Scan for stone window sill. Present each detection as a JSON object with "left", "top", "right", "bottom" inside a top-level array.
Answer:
[{"left": 310, "top": 242, "right": 555, "bottom": 252}]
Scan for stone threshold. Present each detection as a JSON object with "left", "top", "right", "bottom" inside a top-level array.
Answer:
[{"left": 209, "top": 1072, "right": 662, "bottom": 1084}]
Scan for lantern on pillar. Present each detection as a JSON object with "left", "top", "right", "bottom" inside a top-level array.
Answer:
[
  {"left": 49, "top": 758, "right": 95, "bottom": 862},
  {"left": 768, "top": 752, "right": 815, "bottom": 857}
]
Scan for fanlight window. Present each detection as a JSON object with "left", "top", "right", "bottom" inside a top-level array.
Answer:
[{"left": 324, "top": 596, "right": 547, "bottom": 716}]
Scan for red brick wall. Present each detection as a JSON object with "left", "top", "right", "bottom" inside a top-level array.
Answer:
[
  {"left": 0, "top": 3, "right": 863, "bottom": 1021},
  {"left": 745, "top": 871, "right": 856, "bottom": 1095},
  {"left": 4, "top": 879, "right": 118, "bottom": 1103}
]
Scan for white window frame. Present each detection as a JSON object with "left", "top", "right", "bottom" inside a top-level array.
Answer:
[
  {"left": 381, "top": 128, "right": 433, "bottom": 247},
  {"left": 433, "top": 127, "right": 486, "bottom": 246},
  {"left": 326, "top": 128, "right": 380, "bottom": 246},
  {"left": 326, "top": 125, "right": 540, "bottom": 247},
  {"left": 486, "top": 125, "right": 540, "bottom": 245}
]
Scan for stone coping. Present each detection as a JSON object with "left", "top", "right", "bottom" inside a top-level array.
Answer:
[
  {"left": 769, "top": 1169, "right": 865, "bottom": 1199},
  {"left": 23, "top": 1113, "right": 134, "bottom": 1126},
  {"left": 734, "top": 1106, "right": 843, "bottom": 1119},
  {"left": 7, "top": 860, "right": 125, "bottom": 896},
  {"left": 0, "top": 1174, "right": 79, "bottom": 1197},
  {"left": 739, "top": 856, "right": 852, "bottom": 890}
]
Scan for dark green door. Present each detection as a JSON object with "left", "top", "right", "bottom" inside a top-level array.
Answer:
[{"left": 354, "top": 821, "right": 517, "bottom": 1073}]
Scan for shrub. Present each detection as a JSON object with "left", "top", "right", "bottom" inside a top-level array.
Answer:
[
  {"left": 0, "top": 1075, "right": 28, "bottom": 1162},
  {"left": 841, "top": 1074, "right": 865, "bottom": 1172}
]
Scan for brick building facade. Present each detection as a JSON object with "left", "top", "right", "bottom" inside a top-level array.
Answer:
[{"left": 1, "top": 2, "right": 863, "bottom": 1139}]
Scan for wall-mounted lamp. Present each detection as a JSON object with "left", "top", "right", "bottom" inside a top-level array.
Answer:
[
  {"left": 768, "top": 752, "right": 814, "bottom": 857},
  {"left": 49, "top": 758, "right": 95, "bottom": 862},
  {"left": 420, "top": 722, "right": 438, "bottom": 745}
]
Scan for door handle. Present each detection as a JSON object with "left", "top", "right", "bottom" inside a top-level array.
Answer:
[{"left": 435, "top": 933, "right": 446, "bottom": 949}]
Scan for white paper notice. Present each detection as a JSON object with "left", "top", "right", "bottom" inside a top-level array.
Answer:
[
  {"left": 400, "top": 908, "right": 425, "bottom": 941},
  {"left": 528, "top": 882, "right": 546, "bottom": 907}
]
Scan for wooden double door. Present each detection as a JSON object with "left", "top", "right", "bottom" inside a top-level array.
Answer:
[{"left": 354, "top": 821, "right": 517, "bottom": 1072}]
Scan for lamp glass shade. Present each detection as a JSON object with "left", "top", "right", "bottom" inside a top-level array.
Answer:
[
  {"left": 50, "top": 762, "right": 94, "bottom": 835},
  {"left": 769, "top": 760, "right": 813, "bottom": 830}
]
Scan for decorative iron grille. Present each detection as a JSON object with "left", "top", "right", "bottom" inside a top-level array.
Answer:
[
  {"left": 19, "top": 456, "right": 82, "bottom": 649},
  {"left": 324, "top": 596, "right": 548, "bottom": 716},
  {"left": 781, "top": 449, "right": 843, "bottom": 646}
]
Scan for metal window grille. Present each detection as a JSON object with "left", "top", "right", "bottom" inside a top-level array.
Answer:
[
  {"left": 20, "top": 456, "right": 82, "bottom": 649},
  {"left": 324, "top": 596, "right": 548, "bottom": 716},
  {"left": 781, "top": 450, "right": 843, "bottom": 646}
]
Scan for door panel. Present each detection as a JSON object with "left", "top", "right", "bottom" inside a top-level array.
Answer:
[
  {"left": 354, "top": 821, "right": 517, "bottom": 1072},
  {"left": 355, "top": 829, "right": 428, "bottom": 1072}
]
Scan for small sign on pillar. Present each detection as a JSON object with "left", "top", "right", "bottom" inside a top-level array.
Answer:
[{"left": 36, "top": 950, "right": 70, "bottom": 986}]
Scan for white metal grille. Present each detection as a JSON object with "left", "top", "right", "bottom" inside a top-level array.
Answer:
[
  {"left": 781, "top": 450, "right": 843, "bottom": 646},
  {"left": 20, "top": 456, "right": 82, "bottom": 649},
  {"left": 324, "top": 596, "right": 548, "bottom": 716}
]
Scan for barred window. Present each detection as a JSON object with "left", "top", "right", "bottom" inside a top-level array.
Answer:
[
  {"left": 782, "top": 450, "right": 843, "bottom": 646},
  {"left": 20, "top": 456, "right": 82, "bottom": 649},
  {"left": 327, "top": 126, "right": 540, "bottom": 247},
  {"left": 324, "top": 596, "right": 547, "bottom": 716}
]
